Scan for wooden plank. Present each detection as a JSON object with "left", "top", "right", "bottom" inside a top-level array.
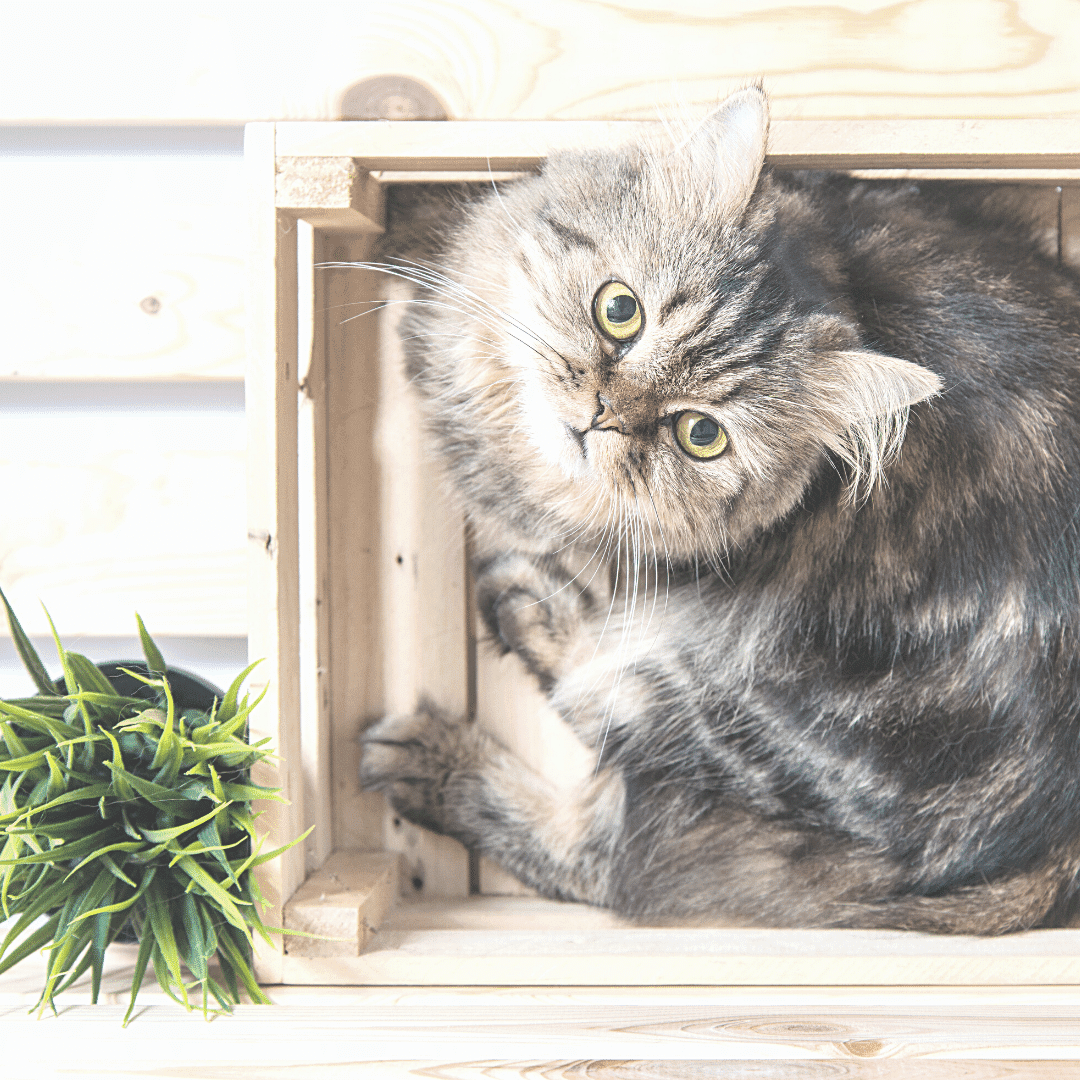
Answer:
[
  {"left": 370, "top": 278, "right": 471, "bottom": 900},
  {"left": 282, "top": 850, "right": 400, "bottom": 957},
  {"left": 5, "top": 0, "right": 1080, "bottom": 122},
  {"left": 9, "top": 946, "right": 1080, "bottom": 1073},
  {"left": 245, "top": 122, "right": 305, "bottom": 982},
  {"left": 296, "top": 220, "right": 334, "bottom": 873},
  {"left": 275, "top": 119, "right": 1080, "bottom": 171},
  {"left": 277, "top": 156, "right": 385, "bottom": 232},
  {"left": 0, "top": 155, "right": 245, "bottom": 380},
  {"left": 321, "top": 236, "right": 386, "bottom": 856},
  {"left": 8, "top": 998, "right": 1080, "bottom": 1078},
  {"left": 5, "top": 1001, "right": 1080, "bottom": 1077},
  {"left": 0, "top": 393, "right": 245, "bottom": 637},
  {"left": 282, "top": 921, "right": 1080, "bottom": 986}
]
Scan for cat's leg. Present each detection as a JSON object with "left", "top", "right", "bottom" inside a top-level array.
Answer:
[
  {"left": 474, "top": 551, "right": 600, "bottom": 691},
  {"left": 359, "top": 703, "right": 625, "bottom": 904}
]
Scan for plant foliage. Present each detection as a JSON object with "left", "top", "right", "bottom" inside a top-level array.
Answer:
[{"left": 0, "top": 588, "right": 305, "bottom": 1022}]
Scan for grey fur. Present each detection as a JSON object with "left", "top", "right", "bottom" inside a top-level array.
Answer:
[{"left": 359, "top": 88, "right": 1080, "bottom": 931}]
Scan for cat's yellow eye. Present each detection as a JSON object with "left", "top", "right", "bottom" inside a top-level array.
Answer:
[
  {"left": 674, "top": 411, "right": 728, "bottom": 459},
  {"left": 593, "top": 281, "right": 643, "bottom": 342}
]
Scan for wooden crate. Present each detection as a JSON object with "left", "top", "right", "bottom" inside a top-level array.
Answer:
[{"left": 245, "top": 118, "right": 1080, "bottom": 991}]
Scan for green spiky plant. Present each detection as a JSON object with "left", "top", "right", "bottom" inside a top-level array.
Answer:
[{"left": 0, "top": 588, "right": 308, "bottom": 1022}]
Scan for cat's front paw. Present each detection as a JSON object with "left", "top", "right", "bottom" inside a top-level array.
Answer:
[
  {"left": 359, "top": 705, "right": 483, "bottom": 838},
  {"left": 475, "top": 553, "right": 588, "bottom": 688}
]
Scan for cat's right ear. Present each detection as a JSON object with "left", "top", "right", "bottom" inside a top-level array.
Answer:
[{"left": 689, "top": 86, "right": 769, "bottom": 215}]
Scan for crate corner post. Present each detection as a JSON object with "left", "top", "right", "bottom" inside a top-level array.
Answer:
[{"left": 245, "top": 119, "right": 305, "bottom": 984}]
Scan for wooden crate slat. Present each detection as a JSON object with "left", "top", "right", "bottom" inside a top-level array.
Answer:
[
  {"left": 245, "top": 122, "right": 305, "bottom": 984},
  {"left": 274, "top": 119, "right": 1080, "bottom": 171},
  {"left": 282, "top": 922, "right": 1080, "bottom": 987}
]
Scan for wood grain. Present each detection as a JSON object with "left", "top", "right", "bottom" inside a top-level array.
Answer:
[
  {"left": 4, "top": 1, "right": 1080, "bottom": 122},
  {"left": 283, "top": 850, "right": 400, "bottom": 956},
  {"left": 6, "top": 989, "right": 1080, "bottom": 1075},
  {"left": 245, "top": 122, "right": 305, "bottom": 983},
  {"left": 274, "top": 119, "right": 1080, "bottom": 171},
  {"left": 0, "top": 401, "right": 246, "bottom": 637},
  {"left": 370, "top": 277, "right": 471, "bottom": 899},
  {"left": 0, "top": 155, "right": 245, "bottom": 380},
  {"left": 7, "top": 948, "right": 1080, "bottom": 1074}
]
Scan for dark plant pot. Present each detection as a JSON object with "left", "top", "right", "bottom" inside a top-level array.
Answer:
[
  {"left": 51, "top": 662, "right": 227, "bottom": 944},
  {"left": 53, "top": 662, "right": 225, "bottom": 711}
]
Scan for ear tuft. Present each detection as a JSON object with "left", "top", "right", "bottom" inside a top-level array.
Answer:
[
  {"left": 688, "top": 86, "right": 770, "bottom": 213},
  {"left": 813, "top": 350, "right": 943, "bottom": 501}
]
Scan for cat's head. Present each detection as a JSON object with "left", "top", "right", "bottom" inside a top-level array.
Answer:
[{"left": 407, "top": 87, "right": 941, "bottom": 563}]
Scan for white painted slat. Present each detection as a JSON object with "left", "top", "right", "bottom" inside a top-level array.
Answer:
[
  {"left": 0, "top": 388, "right": 246, "bottom": 636},
  {"left": 0, "top": 154, "right": 244, "bottom": 380},
  {"left": 3, "top": 1, "right": 1080, "bottom": 122}
]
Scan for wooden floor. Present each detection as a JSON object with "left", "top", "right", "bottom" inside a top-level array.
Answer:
[{"left": 4, "top": 943, "right": 1080, "bottom": 1077}]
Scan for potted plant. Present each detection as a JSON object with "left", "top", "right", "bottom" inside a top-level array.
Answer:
[{"left": 0, "top": 587, "right": 306, "bottom": 1022}]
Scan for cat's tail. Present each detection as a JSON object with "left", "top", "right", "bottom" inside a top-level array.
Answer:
[
  {"left": 828, "top": 842, "right": 1080, "bottom": 934},
  {"left": 618, "top": 810, "right": 1080, "bottom": 934}
]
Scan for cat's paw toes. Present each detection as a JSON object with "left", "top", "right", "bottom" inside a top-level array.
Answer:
[
  {"left": 359, "top": 707, "right": 477, "bottom": 834},
  {"left": 475, "top": 554, "right": 584, "bottom": 685}
]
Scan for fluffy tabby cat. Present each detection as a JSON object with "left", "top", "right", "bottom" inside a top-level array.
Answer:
[{"left": 358, "top": 87, "right": 1080, "bottom": 932}]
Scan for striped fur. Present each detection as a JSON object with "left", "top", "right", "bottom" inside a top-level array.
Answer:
[{"left": 359, "top": 88, "right": 1080, "bottom": 932}]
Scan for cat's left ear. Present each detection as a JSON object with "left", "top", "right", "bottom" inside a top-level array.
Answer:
[
  {"left": 811, "top": 349, "right": 943, "bottom": 496},
  {"left": 690, "top": 86, "right": 769, "bottom": 214}
]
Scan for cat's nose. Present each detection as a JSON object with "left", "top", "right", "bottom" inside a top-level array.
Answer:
[{"left": 591, "top": 396, "right": 624, "bottom": 433}]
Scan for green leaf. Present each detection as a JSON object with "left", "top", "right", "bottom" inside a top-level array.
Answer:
[
  {"left": 197, "top": 817, "right": 240, "bottom": 886},
  {"left": 44, "top": 751, "right": 67, "bottom": 799},
  {"left": 221, "top": 780, "right": 285, "bottom": 803},
  {"left": 0, "top": 825, "right": 120, "bottom": 867},
  {"left": 64, "top": 652, "right": 116, "bottom": 697},
  {"left": 217, "top": 925, "right": 270, "bottom": 1004},
  {"left": 173, "top": 856, "right": 251, "bottom": 932},
  {"left": 144, "top": 878, "right": 188, "bottom": 1009},
  {"left": 105, "top": 764, "right": 191, "bottom": 812},
  {"left": 100, "top": 728, "right": 136, "bottom": 802},
  {"left": 136, "top": 613, "right": 168, "bottom": 675},
  {"left": 0, "top": 871, "right": 79, "bottom": 946},
  {"left": 211, "top": 681, "right": 269, "bottom": 742},
  {"left": 66, "top": 839, "right": 144, "bottom": 879},
  {"left": 245, "top": 825, "right": 315, "bottom": 870},
  {"left": 123, "top": 920, "right": 156, "bottom": 1026},
  {"left": 70, "top": 865, "right": 155, "bottom": 924},
  {"left": 0, "top": 699, "right": 81, "bottom": 740},
  {"left": 138, "top": 800, "right": 232, "bottom": 844},
  {"left": 43, "top": 604, "right": 77, "bottom": 697},
  {"left": 216, "top": 659, "right": 262, "bottom": 724},
  {"left": 180, "top": 891, "right": 210, "bottom": 982},
  {"left": 0, "top": 748, "right": 50, "bottom": 772},
  {"left": 0, "top": 585, "right": 55, "bottom": 695},
  {"left": 0, "top": 911, "right": 61, "bottom": 978},
  {"left": 150, "top": 683, "right": 183, "bottom": 788},
  {"left": 7, "top": 783, "right": 112, "bottom": 827},
  {"left": 208, "top": 763, "right": 227, "bottom": 803},
  {"left": 8, "top": 811, "right": 104, "bottom": 840},
  {"left": 0, "top": 719, "right": 31, "bottom": 759},
  {"left": 88, "top": 910, "right": 111, "bottom": 1003}
]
